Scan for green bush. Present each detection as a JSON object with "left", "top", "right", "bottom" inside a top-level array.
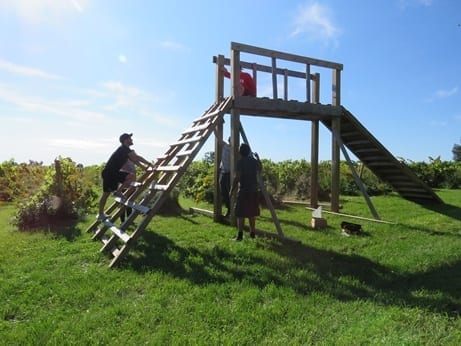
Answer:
[
  {"left": 0, "top": 159, "right": 47, "bottom": 202},
  {"left": 178, "top": 159, "right": 214, "bottom": 203},
  {"left": 13, "top": 158, "right": 97, "bottom": 230},
  {"left": 405, "top": 157, "right": 461, "bottom": 189}
]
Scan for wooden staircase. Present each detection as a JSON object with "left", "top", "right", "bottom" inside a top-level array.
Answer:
[
  {"left": 87, "top": 97, "right": 233, "bottom": 267},
  {"left": 322, "top": 107, "right": 442, "bottom": 204}
]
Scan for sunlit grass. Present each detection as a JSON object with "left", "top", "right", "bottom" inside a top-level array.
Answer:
[{"left": 1, "top": 191, "right": 461, "bottom": 344}]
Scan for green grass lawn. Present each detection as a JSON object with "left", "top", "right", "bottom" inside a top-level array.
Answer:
[{"left": 1, "top": 191, "right": 461, "bottom": 345}]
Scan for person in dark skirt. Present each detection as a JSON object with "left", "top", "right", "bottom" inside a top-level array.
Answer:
[{"left": 229, "top": 143, "right": 262, "bottom": 241}]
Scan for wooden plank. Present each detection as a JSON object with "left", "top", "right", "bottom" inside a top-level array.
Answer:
[
  {"left": 175, "top": 149, "right": 196, "bottom": 157},
  {"left": 113, "top": 197, "right": 150, "bottom": 214},
  {"left": 189, "top": 207, "right": 214, "bottom": 217},
  {"left": 231, "top": 42, "right": 343, "bottom": 70},
  {"left": 213, "top": 55, "right": 313, "bottom": 80},
  {"left": 233, "top": 97, "right": 343, "bottom": 118},
  {"left": 102, "top": 220, "right": 131, "bottom": 242},
  {"left": 151, "top": 184, "right": 169, "bottom": 191},
  {"left": 156, "top": 165, "right": 182, "bottom": 172},
  {"left": 170, "top": 137, "right": 201, "bottom": 147},
  {"left": 305, "top": 207, "right": 396, "bottom": 224},
  {"left": 182, "top": 122, "right": 211, "bottom": 135}
]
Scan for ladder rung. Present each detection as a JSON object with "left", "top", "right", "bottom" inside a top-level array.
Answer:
[
  {"left": 171, "top": 137, "right": 201, "bottom": 146},
  {"left": 92, "top": 226, "right": 107, "bottom": 240},
  {"left": 113, "top": 197, "right": 150, "bottom": 213},
  {"left": 101, "top": 235, "right": 110, "bottom": 245},
  {"left": 102, "top": 220, "right": 131, "bottom": 242},
  {"left": 192, "top": 109, "right": 221, "bottom": 123},
  {"left": 151, "top": 184, "right": 168, "bottom": 191},
  {"left": 182, "top": 122, "right": 211, "bottom": 135},
  {"left": 111, "top": 247, "right": 121, "bottom": 258},
  {"left": 176, "top": 149, "right": 196, "bottom": 157},
  {"left": 156, "top": 165, "right": 181, "bottom": 172},
  {"left": 346, "top": 140, "right": 370, "bottom": 146}
]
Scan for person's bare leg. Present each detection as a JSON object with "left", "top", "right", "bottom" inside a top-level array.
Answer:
[
  {"left": 113, "top": 173, "right": 136, "bottom": 200},
  {"left": 249, "top": 217, "right": 256, "bottom": 238},
  {"left": 98, "top": 191, "right": 110, "bottom": 215},
  {"left": 120, "top": 172, "right": 135, "bottom": 190},
  {"left": 235, "top": 217, "right": 244, "bottom": 240}
]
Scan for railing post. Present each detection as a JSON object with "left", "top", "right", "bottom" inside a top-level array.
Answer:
[
  {"left": 306, "top": 64, "right": 311, "bottom": 103},
  {"left": 271, "top": 57, "right": 278, "bottom": 99}
]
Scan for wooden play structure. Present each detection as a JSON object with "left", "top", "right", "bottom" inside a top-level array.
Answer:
[{"left": 87, "top": 42, "right": 442, "bottom": 267}]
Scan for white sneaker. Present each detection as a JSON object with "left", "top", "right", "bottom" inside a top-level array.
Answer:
[{"left": 96, "top": 213, "right": 110, "bottom": 221}]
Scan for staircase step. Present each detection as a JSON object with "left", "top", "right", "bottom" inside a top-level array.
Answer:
[
  {"left": 113, "top": 197, "right": 150, "bottom": 214},
  {"left": 182, "top": 122, "right": 212, "bottom": 135},
  {"left": 102, "top": 220, "right": 131, "bottom": 243},
  {"left": 170, "top": 137, "right": 202, "bottom": 147},
  {"left": 322, "top": 107, "right": 442, "bottom": 205}
]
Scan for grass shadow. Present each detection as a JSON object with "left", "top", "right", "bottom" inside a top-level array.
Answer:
[
  {"left": 19, "top": 217, "right": 82, "bottom": 241},
  {"left": 121, "top": 226, "right": 461, "bottom": 317},
  {"left": 422, "top": 202, "right": 461, "bottom": 222}
]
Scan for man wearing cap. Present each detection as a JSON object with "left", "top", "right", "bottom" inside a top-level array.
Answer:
[{"left": 97, "top": 133, "right": 153, "bottom": 221}]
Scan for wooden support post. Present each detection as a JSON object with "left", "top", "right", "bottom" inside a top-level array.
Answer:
[
  {"left": 332, "top": 68, "right": 341, "bottom": 107},
  {"left": 230, "top": 48, "right": 241, "bottom": 226},
  {"left": 213, "top": 55, "right": 225, "bottom": 222},
  {"left": 310, "top": 73, "right": 320, "bottom": 208},
  {"left": 331, "top": 117, "right": 340, "bottom": 212},
  {"left": 311, "top": 121, "right": 319, "bottom": 208},
  {"left": 330, "top": 69, "right": 341, "bottom": 212}
]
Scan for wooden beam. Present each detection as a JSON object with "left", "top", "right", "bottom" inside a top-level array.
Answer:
[
  {"left": 233, "top": 97, "right": 343, "bottom": 119},
  {"left": 305, "top": 207, "right": 396, "bottom": 224},
  {"left": 231, "top": 42, "right": 343, "bottom": 70}
]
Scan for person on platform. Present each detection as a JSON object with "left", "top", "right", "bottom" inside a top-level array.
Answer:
[{"left": 222, "top": 66, "right": 257, "bottom": 97}]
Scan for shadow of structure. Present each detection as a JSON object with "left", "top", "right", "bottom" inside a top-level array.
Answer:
[
  {"left": 422, "top": 201, "right": 461, "bottom": 222},
  {"left": 122, "top": 227, "right": 461, "bottom": 318}
]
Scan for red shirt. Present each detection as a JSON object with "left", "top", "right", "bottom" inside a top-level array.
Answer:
[{"left": 223, "top": 70, "right": 257, "bottom": 97}]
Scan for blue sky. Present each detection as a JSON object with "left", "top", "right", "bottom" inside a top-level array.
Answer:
[{"left": 0, "top": 0, "right": 460, "bottom": 165}]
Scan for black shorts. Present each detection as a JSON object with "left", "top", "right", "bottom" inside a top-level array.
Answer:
[
  {"left": 234, "top": 190, "right": 260, "bottom": 217},
  {"left": 102, "top": 169, "right": 129, "bottom": 192}
]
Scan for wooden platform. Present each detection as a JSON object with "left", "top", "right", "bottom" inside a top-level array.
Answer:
[{"left": 233, "top": 96, "right": 342, "bottom": 120}]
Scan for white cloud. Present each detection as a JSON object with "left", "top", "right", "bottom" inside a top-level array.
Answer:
[
  {"left": 435, "top": 86, "right": 458, "bottom": 99},
  {"left": 290, "top": 2, "right": 340, "bottom": 44},
  {"left": 398, "top": 0, "right": 433, "bottom": 10},
  {"left": 426, "top": 86, "right": 458, "bottom": 102},
  {"left": 70, "top": 0, "right": 84, "bottom": 12},
  {"left": 46, "top": 138, "right": 106, "bottom": 150},
  {"left": 101, "top": 80, "right": 160, "bottom": 112},
  {"left": 429, "top": 120, "right": 447, "bottom": 127},
  {"left": 0, "top": 84, "right": 108, "bottom": 122},
  {"left": 0, "top": 59, "right": 63, "bottom": 80},
  {"left": 0, "top": 0, "right": 88, "bottom": 23},
  {"left": 160, "top": 41, "right": 188, "bottom": 51}
]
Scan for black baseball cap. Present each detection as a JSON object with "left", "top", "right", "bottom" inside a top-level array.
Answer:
[{"left": 119, "top": 133, "right": 133, "bottom": 143}]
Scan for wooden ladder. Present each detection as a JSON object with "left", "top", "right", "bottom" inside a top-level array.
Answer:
[{"left": 86, "top": 97, "right": 233, "bottom": 267}]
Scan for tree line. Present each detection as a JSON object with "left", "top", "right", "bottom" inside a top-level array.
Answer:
[{"left": 1, "top": 155, "right": 460, "bottom": 229}]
